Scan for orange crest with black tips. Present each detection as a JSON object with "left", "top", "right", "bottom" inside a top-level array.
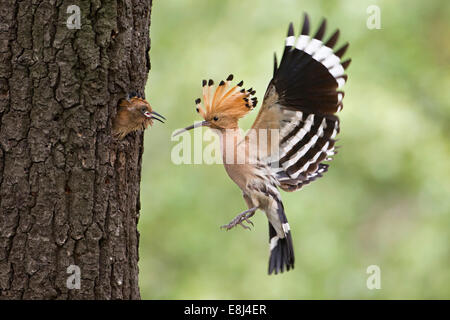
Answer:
[{"left": 195, "top": 75, "right": 258, "bottom": 126}]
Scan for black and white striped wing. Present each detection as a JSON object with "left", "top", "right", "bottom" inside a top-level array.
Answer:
[
  {"left": 274, "top": 110, "right": 339, "bottom": 191},
  {"left": 251, "top": 14, "right": 350, "bottom": 192}
]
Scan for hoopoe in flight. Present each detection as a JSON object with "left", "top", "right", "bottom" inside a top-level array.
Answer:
[
  {"left": 174, "top": 14, "right": 350, "bottom": 274},
  {"left": 113, "top": 92, "right": 165, "bottom": 139}
]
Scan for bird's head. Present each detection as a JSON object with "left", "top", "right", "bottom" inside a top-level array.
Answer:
[
  {"left": 173, "top": 75, "right": 257, "bottom": 136},
  {"left": 113, "top": 92, "right": 165, "bottom": 139}
]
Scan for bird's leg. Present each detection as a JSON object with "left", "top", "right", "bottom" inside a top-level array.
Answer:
[{"left": 221, "top": 207, "right": 258, "bottom": 231}]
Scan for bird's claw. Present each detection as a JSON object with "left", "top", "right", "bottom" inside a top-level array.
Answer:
[{"left": 220, "top": 211, "right": 255, "bottom": 231}]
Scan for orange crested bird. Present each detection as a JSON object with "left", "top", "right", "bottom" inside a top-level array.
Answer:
[
  {"left": 174, "top": 14, "right": 350, "bottom": 274},
  {"left": 113, "top": 92, "right": 165, "bottom": 139}
]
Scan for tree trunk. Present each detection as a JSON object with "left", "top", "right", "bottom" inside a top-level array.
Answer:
[{"left": 0, "top": 0, "right": 152, "bottom": 299}]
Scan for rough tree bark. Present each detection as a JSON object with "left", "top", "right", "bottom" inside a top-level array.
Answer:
[{"left": 0, "top": 0, "right": 152, "bottom": 299}]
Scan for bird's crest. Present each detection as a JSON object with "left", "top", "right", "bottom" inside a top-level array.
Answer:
[
  {"left": 194, "top": 75, "right": 258, "bottom": 122},
  {"left": 119, "top": 92, "right": 148, "bottom": 109}
]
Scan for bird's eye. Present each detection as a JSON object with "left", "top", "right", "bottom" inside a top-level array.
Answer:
[
  {"left": 141, "top": 107, "right": 147, "bottom": 113},
  {"left": 213, "top": 116, "right": 219, "bottom": 121}
]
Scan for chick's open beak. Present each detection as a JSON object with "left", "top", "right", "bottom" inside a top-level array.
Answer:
[
  {"left": 172, "top": 121, "right": 210, "bottom": 137},
  {"left": 145, "top": 110, "right": 166, "bottom": 123}
]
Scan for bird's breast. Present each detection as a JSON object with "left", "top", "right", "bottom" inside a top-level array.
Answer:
[{"left": 223, "top": 163, "right": 253, "bottom": 191}]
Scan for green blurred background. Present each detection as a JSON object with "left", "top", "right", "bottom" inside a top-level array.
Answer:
[{"left": 139, "top": 0, "right": 450, "bottom": 299}]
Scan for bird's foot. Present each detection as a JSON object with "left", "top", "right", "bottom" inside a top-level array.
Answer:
[{"left": 220, "top": 207, "right": 257, "bottom": 231}]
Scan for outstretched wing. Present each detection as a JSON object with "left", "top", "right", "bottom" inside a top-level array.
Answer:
[{"left": 249, "top": 14, "right": 351, "bottom": 192}]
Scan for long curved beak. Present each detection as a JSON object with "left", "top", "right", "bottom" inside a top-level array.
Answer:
[
  {"left": 172, "top": 120, "right": 210, "bottom": 137},
  {"left": 151, "top": 110, "right": 166, "bottom": 120},
  {"left": 144, "top": 110, "right": 166, "bottom": 123}
]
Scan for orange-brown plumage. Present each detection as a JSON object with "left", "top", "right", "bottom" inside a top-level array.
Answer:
[{"left": 113, "top": 93, "right": 165, "bottom": 139}]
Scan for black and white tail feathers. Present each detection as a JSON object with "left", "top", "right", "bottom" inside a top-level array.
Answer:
[
  {"left": 267, "top": 14, "right": 350, "bottom": 273},
  {"left": 268, "top": 200, "right": 294, "bottom": 275}
]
